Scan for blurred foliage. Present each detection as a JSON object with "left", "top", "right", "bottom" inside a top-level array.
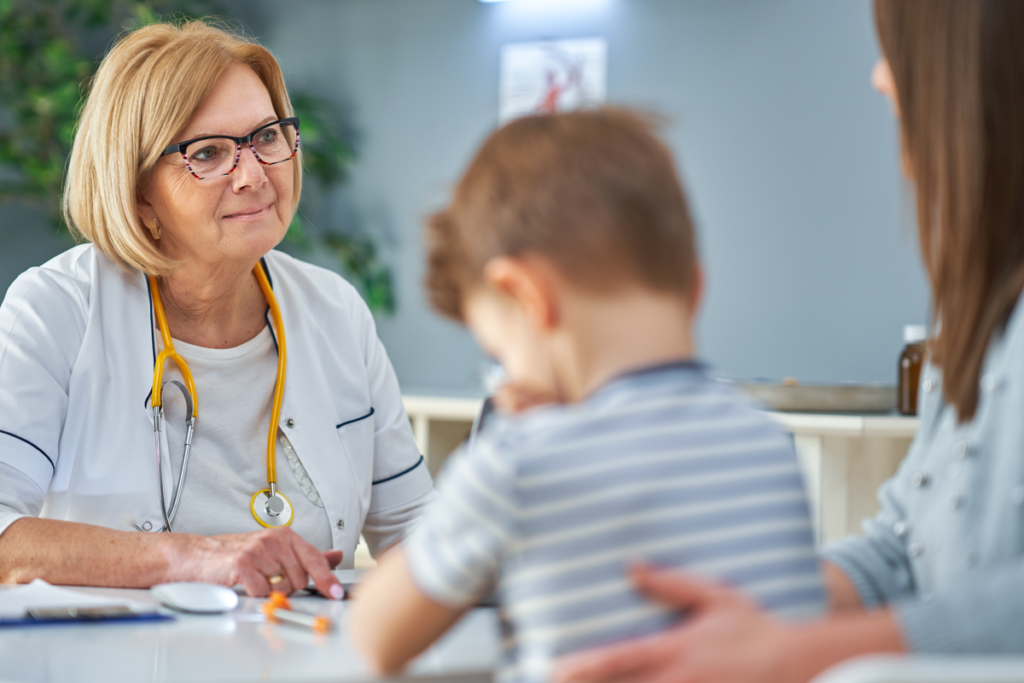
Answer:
[
  {"left": 289, "top": 93, "right": 395, "bottom": 313},
  {"left": 0, "top": 0, "right": 394, "bottom": 313},
  {"left": 0, "top": 0, "right": 221, "bottom": 217}
]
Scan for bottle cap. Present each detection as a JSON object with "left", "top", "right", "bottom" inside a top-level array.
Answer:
[{"left": 904, "top": 324, "right": 928, "bottom": 344}]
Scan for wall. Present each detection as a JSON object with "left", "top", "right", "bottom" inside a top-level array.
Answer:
[
  {"left": 0, "top": 206, "right": 68, "bottom": 297},
  {"left": 254, "top": 0, "right": 929, "bottom": 396},
  {"left": 0, "top": 0, "right": 931, "bottom": 397}
]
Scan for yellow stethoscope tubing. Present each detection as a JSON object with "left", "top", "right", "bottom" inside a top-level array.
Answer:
[
  {"left": 146, "top": 264, "right": 289, "bottom": 531},
  {"left": 148, "top": 275, "right": 199, "bottom": 417},
  {"left": 148, "top": 275, "right": 200, "bottom": 532},
  {"left": 253, "top": 264, "right": 287, "bottom": 487}
]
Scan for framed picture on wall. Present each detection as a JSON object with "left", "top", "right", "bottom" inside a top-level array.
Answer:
[{"left": 499, "top": 37, "right": 607, "bottom": 122}]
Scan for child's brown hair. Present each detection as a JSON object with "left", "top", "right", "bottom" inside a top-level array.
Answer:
[{"left": 426, "top": 107, "right": 699, "bottom": 321}]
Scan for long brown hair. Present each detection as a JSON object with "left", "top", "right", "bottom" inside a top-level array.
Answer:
[{"left": 875, "top": 0, "right": 1024, "bottom": 421}]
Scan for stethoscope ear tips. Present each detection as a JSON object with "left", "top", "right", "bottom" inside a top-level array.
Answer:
[
  {"left": 123, "top": 513, "right": 155, "bottom": 532},
  {"left": 123, "top": 513, "right": 147, "bottom": 532}
]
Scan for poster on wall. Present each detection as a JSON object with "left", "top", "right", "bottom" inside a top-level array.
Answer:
[{"left": 499, "top": 37, "right": 607, "bottom": 123}]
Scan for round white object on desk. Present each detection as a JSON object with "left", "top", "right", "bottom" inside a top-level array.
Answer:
[{"left": 151, "top": 582, "right": 239, "bottom": 614}]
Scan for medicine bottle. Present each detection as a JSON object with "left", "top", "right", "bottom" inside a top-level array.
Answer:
[{"left": 898, "top": 325, "right": 928, "bottom": 416}]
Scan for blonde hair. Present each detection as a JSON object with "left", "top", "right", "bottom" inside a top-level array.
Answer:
[{"left": 63, "top": 21, "right": 302, "bottom": 275}]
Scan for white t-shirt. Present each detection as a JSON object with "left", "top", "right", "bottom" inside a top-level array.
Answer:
[{"left": 160, "top": 326, "right": 334, "bottom": 549}]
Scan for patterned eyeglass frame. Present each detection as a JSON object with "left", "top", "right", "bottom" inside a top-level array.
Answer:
[{"left": 159, "top": 117, "right": 301, "bottom": 180}]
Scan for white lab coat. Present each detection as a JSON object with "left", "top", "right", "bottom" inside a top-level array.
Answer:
[{"left": 0, "top": 245, "right": 434, "bottom": 564}]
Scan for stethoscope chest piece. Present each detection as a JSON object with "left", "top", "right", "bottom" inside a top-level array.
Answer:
[{"left": 251, "top": 489, "right": 294, "bottom": 528}]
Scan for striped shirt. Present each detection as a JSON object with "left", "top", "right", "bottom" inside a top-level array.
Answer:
[{"left": 404, "top": 362, "right": 825, "bottom": 683}]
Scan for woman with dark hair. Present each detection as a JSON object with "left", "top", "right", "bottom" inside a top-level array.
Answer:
[{"left": 553, "top": 1, "right": 1024, "bottom": 681}]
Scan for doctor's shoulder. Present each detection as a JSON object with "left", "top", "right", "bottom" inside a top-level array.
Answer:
[{"left": 0, "top": 245, "right": 102, "bottom": 334}]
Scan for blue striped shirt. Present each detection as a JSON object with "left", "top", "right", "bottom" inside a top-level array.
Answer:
[{"left": 404, "top": 362, "right": 825, "bottom": 682}]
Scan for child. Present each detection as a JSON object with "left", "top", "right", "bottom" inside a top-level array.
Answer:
[{"left": 351, "top": 108, "right": 825, "bottom": 682}]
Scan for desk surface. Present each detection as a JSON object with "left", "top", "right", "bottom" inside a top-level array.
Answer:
[{"left": 0, "top": 580, "right": 498, "bottom": 683}]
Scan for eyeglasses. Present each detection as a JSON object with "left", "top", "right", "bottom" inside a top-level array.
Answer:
[{"left": 160, "top": 117, "right": 300, "bottom": 180}]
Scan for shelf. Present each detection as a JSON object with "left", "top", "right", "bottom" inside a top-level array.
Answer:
[
  {"left": 402, "top": 395, "right": 482, "bottom": 422},
  {"left": 768, "top": 412, "right": 919, "bottom": 438},
  {"left": 403, "top": 395, "right": 920, "bottom": 439}
]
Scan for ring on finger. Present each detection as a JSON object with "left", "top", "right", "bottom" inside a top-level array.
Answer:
[{"left": 267, "top": 570, "right": 285, "bottom": 586}]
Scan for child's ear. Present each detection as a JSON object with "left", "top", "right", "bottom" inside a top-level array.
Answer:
[{"left": 482, "top": 256, "right": 559, "bottom": 331}]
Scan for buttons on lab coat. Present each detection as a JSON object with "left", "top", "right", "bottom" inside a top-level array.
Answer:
[
  {"left": 923, "top": 379, "right": 935, "bottom": 393},
  {"left": 908, "top": 542, "right": 924, "bottom": 558},
  {"left": 893, "top": 521, "right": 910, "bottom": 538},
  {"left": 911, "top": 472, "right": 930, "bottom": 488},
  {"left": 948, "top": 493, "right": 963, "bottom": 510},
  {"left": 285, "top": 418, "right": 296, "bottom": 428},
  {"left": 336, "top": 519, "right": 345, "bottom": 530},
  {"left": 953, "top": 441, "right": 970, "bottom": 459}
]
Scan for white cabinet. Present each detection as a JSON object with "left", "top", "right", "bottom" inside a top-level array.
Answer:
[{"left": 772, "top": 413, "right": 917, "bottom": 544}]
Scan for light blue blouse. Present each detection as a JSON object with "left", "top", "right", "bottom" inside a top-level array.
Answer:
[{"left": 822, "top": 298, "right": 1024, "bottom": 652}]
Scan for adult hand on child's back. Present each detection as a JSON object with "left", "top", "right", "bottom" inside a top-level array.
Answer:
[{"left": 553, "top": 564, "right": 798, "bottom": 683}]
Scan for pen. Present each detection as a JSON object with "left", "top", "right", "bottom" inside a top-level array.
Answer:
[{"left": 261, "top": 592, "right": 333, "bottom": 634}]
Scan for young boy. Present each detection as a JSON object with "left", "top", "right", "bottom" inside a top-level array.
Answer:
[{"left": 351, "top": 108, "right": 824, "bottom": 682}]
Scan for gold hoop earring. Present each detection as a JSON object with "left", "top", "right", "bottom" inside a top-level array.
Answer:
[{"left": 147, "top": 218, "right": 161, "bottom": 240}]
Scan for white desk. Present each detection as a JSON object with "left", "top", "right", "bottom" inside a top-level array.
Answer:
[
  {"left": 0, "top": 579, "right": 498, "bottom": 683},
  {"left": 402, "top": 396, "right": 920, "bottom": 545}
]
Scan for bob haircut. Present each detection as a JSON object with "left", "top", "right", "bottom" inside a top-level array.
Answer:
[
  {"left": 425, "top": 107, "right": 699, "bottom": 322},
  {"left": 63, "top": 21, "right": 301, "bottom": 276}
]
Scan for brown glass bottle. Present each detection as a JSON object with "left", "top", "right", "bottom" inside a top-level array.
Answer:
[{"left": 898, "top": 325, "right": 928, "bottom": 416}]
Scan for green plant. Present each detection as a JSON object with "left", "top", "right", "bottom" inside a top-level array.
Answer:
[
  {"left": 288, "top": 93, "right": 396, "bottom": 313},
  {"left": 0, "top": 0, "right": 395, "bottom": 312},
  {"left": 0, "top": 0, "right": 219, "bottom": 219}
]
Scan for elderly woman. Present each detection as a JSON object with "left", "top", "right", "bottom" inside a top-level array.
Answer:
[{"left": 0, "top": 21, "right": 433, "bottom": 598}]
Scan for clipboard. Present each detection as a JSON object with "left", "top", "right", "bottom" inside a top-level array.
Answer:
[
  {"left": 0, "top": 605, "right": 173, "bottom": 628},
  {"left": 0, "top": 579, "right": 174, "bottom": 628}
]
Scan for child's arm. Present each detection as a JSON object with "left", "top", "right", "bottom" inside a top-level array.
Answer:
[
  {"left": 352, "top": 429, "right": 518, "bottom": 675},
  {"left": 351, "top": 545, "right": 468, "bottom": 675}
]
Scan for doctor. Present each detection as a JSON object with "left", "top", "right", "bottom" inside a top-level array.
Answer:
[{"left": 0, "top": 21, "right": 434, "bottom": 598}]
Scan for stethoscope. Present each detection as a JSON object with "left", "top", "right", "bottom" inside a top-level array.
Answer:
[{"left": 139, "top": 264, "right": 294, "bottom": 532}]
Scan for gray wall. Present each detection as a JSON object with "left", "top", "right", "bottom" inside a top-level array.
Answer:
[
  {"left": 0, "top": 0, "right": 931, "bottom": 397},
  {"left": 0, "top": 206, "right": 69, "bottom": 298},
  {"left": 256, "top": 0, "right": 929, "bottom": 396}
]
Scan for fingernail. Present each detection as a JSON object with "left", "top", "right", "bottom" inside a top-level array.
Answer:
[{"left": 329, "top": 584, "right": 343, "bottom": 600}]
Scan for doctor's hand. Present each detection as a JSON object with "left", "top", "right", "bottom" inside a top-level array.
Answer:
[
  {"left": 179, "top": 527, "right": 344, "bottom": 599},
  {"left": 552, "top": 564, "right": 800, "bottom": 683}
]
